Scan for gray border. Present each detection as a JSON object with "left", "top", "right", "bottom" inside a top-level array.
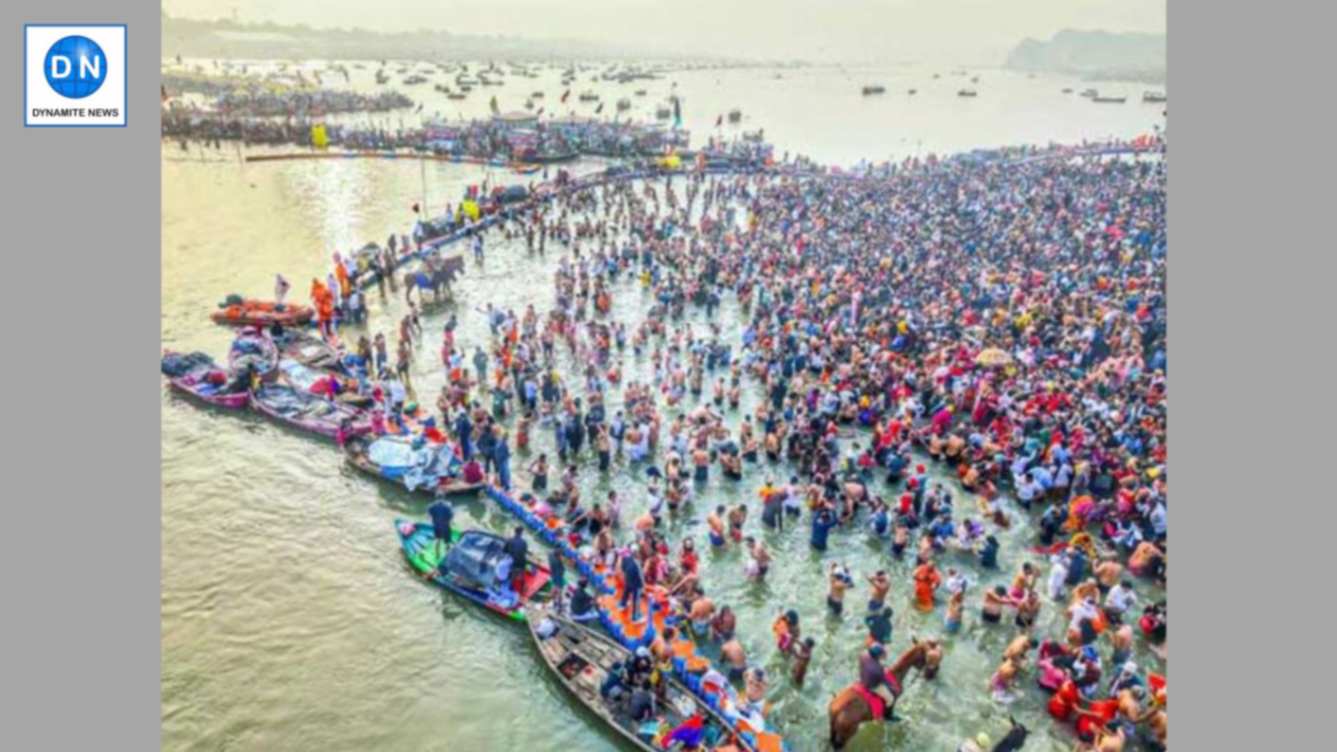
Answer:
[
  {"left": 0, "top": 0, "right": 159, "bottom": 748},
  {"left": 1166, "top": 0, "right": 1333, "bottom": 749}
]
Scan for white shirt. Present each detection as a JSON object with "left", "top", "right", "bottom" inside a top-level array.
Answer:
[{"left": 1106, "top": 585, "right": 1137, "bottom": 613}]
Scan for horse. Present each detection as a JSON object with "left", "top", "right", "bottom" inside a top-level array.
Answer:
[
  {"left": 404, "top": 254, "right": 465, "bottom": 305},
  {"left": 828, "top": 637, "right": 942, "bottom": 749}
]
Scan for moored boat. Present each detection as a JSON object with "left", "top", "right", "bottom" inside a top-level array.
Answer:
[
  {"left": 957, "top": 89, "right": 978, "bottom": 97},
  {"left": 1092, "top": 95, "right": 1127, "bottom": 103},
  {"left": 396, "top": 520, "right": 550, "bottom": 622},
  {"left": 1142, "top": 90, "right": 1167, "bottom": 103},
  {"left": 161, "top": 351, "right": 250, "bottom": 409},
  {"left": 276, "top": 359, "right": 372, "bottom": 408},
  {"left": 524, "top": 600, "right": 757, "bottom": 752},
  {"left": 272, "top": 330, "right": 340, "bottom": 369},
  {"left": 249, "top": 382, "right": 371, "bottom": 440},
  {"left": 344, "top": 435, "right": 484, "bottom": 496},
  {"left": 861, "top": 85, "right": 886, "bottom": 95}
]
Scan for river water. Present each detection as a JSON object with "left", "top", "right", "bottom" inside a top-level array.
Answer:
[{"left": 162, "top": 60, "right": 1166, "bottom": 752}]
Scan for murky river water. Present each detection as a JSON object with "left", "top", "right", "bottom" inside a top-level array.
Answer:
[{"left": 162, "top": 61, "right": 1165, "bottom": 751}]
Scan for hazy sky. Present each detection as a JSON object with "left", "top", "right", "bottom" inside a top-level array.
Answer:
[{"left": 163, "top": 0, "right": 1165, "bottom": 64}]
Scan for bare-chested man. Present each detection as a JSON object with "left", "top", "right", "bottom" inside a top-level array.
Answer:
[
  {"left": 721, "top": 638, "right": 748, "bottom": 683},
  {"left": 828, "top": 563, "right": 852, "bottom": 617},
  {"left": 688, "top": 589, "right": 716, "bottom": 637},
  {"left": 867, "top": 570, "right": 892, "bottom": 611}
]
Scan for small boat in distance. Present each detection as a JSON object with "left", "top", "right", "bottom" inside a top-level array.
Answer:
[
  {"left": 957, "top": 89, "right": 978, "bottom": 97},
  {"left": 1142, "top": 91, "right": 1168, "bottom": 103},
  {"left": 1079, "top": 88, "right": 1099, "bottom": 98},
  {"left": 616, "top": 98, "right": 631, "bottom": 111},
  {"left": 861, "top": 85, "right": 886, "bottom": 95},
  {"left": 727, "top": 109, "right": 742, "bottom": 123},
  {"left": 1062, "top": 87, "right": 1073, "bottom": 94},
  {"left": 1092, "top": 95, "right": 1127, "bottom": 103},
  {"left": 907, "top": 88, "right": 917, "bottom": 95}
]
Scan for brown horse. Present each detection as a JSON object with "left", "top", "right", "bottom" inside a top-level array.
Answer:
[{"left": 827, "top": 637, "right": 942, "bottom": 749}]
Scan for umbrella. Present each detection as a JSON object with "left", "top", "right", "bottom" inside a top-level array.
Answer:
[{"left": 975, "top": 348, "right": 1012, "bottom": 367}]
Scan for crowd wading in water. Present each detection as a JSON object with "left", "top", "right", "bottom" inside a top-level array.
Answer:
[{"left": 163, "top": 133, "right": 1167, "bottom": 751}]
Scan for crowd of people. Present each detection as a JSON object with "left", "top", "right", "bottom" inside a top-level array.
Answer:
[{"left": 263, "top": 136, "right": 1167, "bottom": 749}]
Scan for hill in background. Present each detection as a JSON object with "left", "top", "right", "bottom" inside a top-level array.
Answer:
[{"left": 1006, "top": 29, "right": 1165, "bottom": 83}]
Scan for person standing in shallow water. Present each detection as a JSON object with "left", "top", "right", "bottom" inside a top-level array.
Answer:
[{"left": 913, "top": 557, "right": 942, "bottom": 612}]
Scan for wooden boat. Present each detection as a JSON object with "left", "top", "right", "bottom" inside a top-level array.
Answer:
[
  {"left": 272, "top": 330, "right": 339, "bottom": 369},
  {"left": 524, "top": 601, "right": 756, "bottom": 751},
  {"left": 957, "top": 89, "right": 978, "bottom": 97},
  {"left": 397, "top": 520, "right": 550, "bottom": 622},
  {"left": 276, "top": 359, "right": 372, "bottom": 408},
  {"left": 344, "top": 435, "right": 484, "bottom": 496},
  {"left": 249, "top": 383, "right": 371, "bottom": 440},
  {"left": 161, "top": 351, "right": 249, "bottom": 409},
  {"left": 861, "top": 85, "right": 885, "bottom": 95}
]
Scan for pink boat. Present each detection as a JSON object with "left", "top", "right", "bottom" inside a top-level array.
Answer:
[
  {"left": 161, "top": 350, "right": 250, "bottom": 409},
  {"left": 249, "top": 383, "right": 372, "bottom": 441}
]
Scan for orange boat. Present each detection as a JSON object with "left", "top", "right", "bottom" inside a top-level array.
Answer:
[{"left": 210, "top": 299, "right": 313, "bottom": 327}]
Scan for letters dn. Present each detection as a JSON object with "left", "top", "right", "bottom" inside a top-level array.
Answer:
[{"left": 45, "top": 36, "right": 108, "bottom": 98}]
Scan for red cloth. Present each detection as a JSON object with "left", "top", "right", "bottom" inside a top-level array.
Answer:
[{"left": 853, "top": 684, "right": 884, "bottom": 720}]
